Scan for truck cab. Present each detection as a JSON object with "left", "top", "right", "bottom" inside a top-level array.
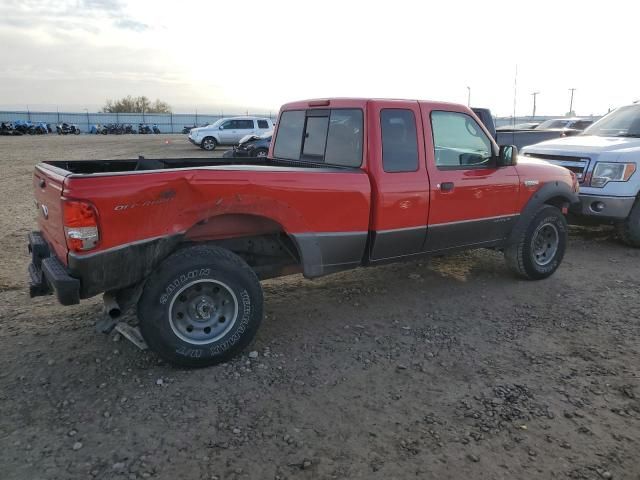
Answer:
[{"left": 521, "top": 103, "right": 640, "bottom": 246}]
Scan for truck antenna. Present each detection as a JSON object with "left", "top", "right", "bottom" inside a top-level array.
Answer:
[{"left": 512, "top": 65, "right": 518, "bottom": 145}]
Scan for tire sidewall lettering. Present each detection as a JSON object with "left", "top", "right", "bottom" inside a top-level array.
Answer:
[
  {"left": 207, "top": 289, "right": 251, "bottom": 356},
  {"left": 159, "top": 268, "right": 211, "bottom": 305}
]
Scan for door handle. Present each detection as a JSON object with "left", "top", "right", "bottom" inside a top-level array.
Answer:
[{"left": 440, "top": 182, "right": 455, "bottom": 192}]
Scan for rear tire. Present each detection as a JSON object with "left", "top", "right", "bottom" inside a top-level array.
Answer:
[
  {"left": 137, "top": 245, "right": 263, "bottom": 367},
  {"left": 616, "top": 199, "right": 640, "bottom": 247},
  {"left": 505, "top": 205, "right": 567, "bottom": 280},
  {"left": 201, "top": 137, "right": 217, "bottom": 151}
]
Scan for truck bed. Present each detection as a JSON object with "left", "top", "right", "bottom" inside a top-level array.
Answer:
[{"left": 45, "top": 156, "right": 348, "bottom": 175}]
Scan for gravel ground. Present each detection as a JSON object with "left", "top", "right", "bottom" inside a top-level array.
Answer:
[{"left": 0, "top": 135, "right": 639, "bottom": 480}]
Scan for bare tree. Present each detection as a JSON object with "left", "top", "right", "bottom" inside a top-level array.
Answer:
[{"left": 102, "top": 96, "right": 172, "bottom": 113}]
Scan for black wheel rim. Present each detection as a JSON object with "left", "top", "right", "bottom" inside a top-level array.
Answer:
[
  {"left": 531, "top": 222, "right": 559, "bottom": 266},
  {"left": 168, "top": 279, "right": 238, "bottom": 345}
]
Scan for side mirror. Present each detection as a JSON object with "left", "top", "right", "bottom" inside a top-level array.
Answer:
[
  {"left": 498, "top": 145, "right": 518, "bottom": 167},
  {"left": 219, "top": 125, "right": 225, "bottom": 130}
]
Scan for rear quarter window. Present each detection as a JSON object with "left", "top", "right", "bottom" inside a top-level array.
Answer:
[{"left": 257, "top": 119, "right": 269, "bottom": 129}]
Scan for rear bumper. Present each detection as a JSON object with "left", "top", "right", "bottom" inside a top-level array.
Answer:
[
  {"left": 571, "top": 194, "right": 636, "bottom": 220},
  {"left": 28, "top": 232, "right": 80, "bottom": 305},
  {"left": 28, "top": 230, "right": 183, "bottom": 305}
]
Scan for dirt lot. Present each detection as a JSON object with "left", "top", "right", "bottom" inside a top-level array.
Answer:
[{"left": 0, "top": 135, "right": 639, "bottom": 480}]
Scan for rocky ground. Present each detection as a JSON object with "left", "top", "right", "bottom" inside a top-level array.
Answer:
[{"left": 0, "top": 135, "right": 639, "bottom": 479}]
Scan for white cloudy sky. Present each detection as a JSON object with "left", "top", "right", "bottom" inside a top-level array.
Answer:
[{"left": 0, "top": 0, "right": 638, "bottom": 116}]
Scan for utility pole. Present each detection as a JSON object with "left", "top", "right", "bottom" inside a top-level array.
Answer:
[
  {"left": 466, "top": 86, "right": 471, "bottom": 107},
  {"left": 531, "top": 91, "right": 540, "bottom": 118},
  {"left": 568, "top": 88, "right": 576, "bottom": 114}
]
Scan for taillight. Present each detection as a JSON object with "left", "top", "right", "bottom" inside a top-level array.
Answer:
[{"left": 63, "top": 199, "right": 100, "bottom": 252}]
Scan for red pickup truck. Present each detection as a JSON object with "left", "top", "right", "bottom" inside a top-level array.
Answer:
[{"left": 29, "top": 98, "right": 578, "bottom": 366}]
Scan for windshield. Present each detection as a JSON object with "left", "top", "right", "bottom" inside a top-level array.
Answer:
[
  {"left": 536, "top": 119, "right": 572, "bottom": 129},
  {"left": 582, "top": 105, "right": 640, "bottom": 137}
]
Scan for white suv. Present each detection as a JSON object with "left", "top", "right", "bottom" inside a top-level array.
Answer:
[{"left": 188, "top": 116, "right": 274, "bottom": 151}]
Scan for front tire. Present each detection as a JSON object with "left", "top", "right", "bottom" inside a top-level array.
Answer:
[
  {"left": 137, "top": 245, "right": 263, "bottom": 367},
  {"left": 616, "top": 199, "right": 640, "bottom": 247},
  {"left": 201, "top": 137, "right": 217, "bottom": 151},
  {"left": 505, "top": 205, "right": 567, "bottom": 280}
]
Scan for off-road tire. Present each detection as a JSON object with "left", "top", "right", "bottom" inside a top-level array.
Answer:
[
  {"left": 137, "top": 245, "right": 263, "bottom": 367},
  {"left": 616, "top": 199, "right": 640, "bottom": 248},
  {"left": 201, "top": 137, "right": 217, "bottom": 151},
  {"left": 505, "top": 205, "right": 567, "bottom": 280}
]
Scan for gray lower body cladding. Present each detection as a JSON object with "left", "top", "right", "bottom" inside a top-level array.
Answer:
[
  {"left": 291, "top": 231, "right": 368, "bottom": 278},
  {"left": 425, "top": 215, "right": 519, "bottom": 252},
  {"left": 68, "top": 234, "right": 184, "bottom": 298}
]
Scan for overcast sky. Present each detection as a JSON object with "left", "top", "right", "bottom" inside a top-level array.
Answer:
[{"left": 0, "top": 0, "right": 638, "bottom": 116}]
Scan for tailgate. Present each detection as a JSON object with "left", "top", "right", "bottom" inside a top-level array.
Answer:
[{"left": 33, "top": 165, "right": 69, "bottom": 264}]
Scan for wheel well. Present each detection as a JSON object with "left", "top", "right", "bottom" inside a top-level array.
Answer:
[
  {"left": 181, "top": 214, "right": 302, "bottom": 279},
  {"left": 544, "top": 195, "right": 571, "bottom": 211}
]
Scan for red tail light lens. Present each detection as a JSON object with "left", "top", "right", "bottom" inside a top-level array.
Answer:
[{"left": 63, "top": 199, "right": 100, "bottom": 252}]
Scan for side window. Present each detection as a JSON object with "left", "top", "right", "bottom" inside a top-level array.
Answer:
[
  {"left": 325, "top": 109, "right": 363, "bottom": 167},
  {"left": 237, "top": 119, "right": 255, "bottom": 129},
  {"left": 431, "top": 111, "right": 492, "bottom": 169},
  {"left": 273, "top": 110, "right": 305, "bottom": 160},
  {"left": 220, "top": 120, "right": 234, "bottom": 130},
  {"left": 257, "top": 119, "right": 269, "bottom": 129},
  {"left": 380, "top": 109, "right": 418, "bottom": 173}
]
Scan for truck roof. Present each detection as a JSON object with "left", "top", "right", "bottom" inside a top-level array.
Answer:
[{"left": 280, "top": 98, "right": 468, "bottom": 111}]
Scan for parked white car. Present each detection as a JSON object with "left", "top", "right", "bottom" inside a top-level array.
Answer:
[
  {"left": 188, "top": 116, "right": 274, "bottom": 151},
  {"left": 521, "top": 103, "right": 640, "bottom": 246}
]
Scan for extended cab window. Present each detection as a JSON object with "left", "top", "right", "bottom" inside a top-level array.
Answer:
[
  {"left": 273, "top": 109, "right": 363, "bottom": 166},
  {"left": 431, "top": 111, "right": 492, "bottom": 169},
  {"left": 381, "top": 109, "right": 418, "bottom": 172}
]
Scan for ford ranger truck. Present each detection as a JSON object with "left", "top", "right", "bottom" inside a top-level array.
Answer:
[
  {"left": 521, "top": 103, "right": 640, "bottom": 247},
  {"left": 28, "top": 98, "right": 578, "bottom": 367}
]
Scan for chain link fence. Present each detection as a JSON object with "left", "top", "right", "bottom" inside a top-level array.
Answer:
[{"left": 0, "top": 110, "right": 277, "bottom": 134}]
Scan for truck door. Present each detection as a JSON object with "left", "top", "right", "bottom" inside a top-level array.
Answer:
[
  {"left": 368, "top": 101, "right": 430, "bottom": 261},
  {"left": 421, "top": 106, "right": 520, "bottom": 251}
]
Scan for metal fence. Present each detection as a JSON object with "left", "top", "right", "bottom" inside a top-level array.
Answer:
[{"left": 0, "top": 110, "right": 277, "bottom": 134}]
